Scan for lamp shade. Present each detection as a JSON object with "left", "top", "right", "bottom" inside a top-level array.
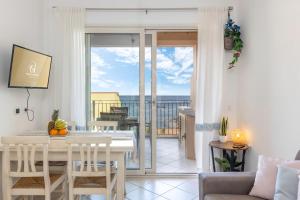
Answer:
[{"left": 231, "top": 129, "right": 247, "bottom": 144}]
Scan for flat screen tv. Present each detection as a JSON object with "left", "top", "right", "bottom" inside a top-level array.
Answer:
[{"left": 8, "top": 44, "right": 52, "bottom": 89}]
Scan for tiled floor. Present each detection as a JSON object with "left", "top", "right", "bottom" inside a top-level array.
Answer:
[
  {"left": 155, "top": 138, "right": 198, "bottom": 173},
  {"left": 126, "top": 176, "right": 199, "bottom": 200},
  {"left": 81, "top": 176, "right": 199, "bottom": 200},
  {"left": 127, "top": 137, "right": 199, "bottom": 173}
]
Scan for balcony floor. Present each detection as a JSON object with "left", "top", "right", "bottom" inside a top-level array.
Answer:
[
  {"left": 155, "top": 138, "right": 198, "bottom": 173},
  {"left": 127, "top": 137, "right": 198, "bottom": 173}
]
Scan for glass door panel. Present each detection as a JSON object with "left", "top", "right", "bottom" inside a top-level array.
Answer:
[
  {"left": 86, "top": 30, "right": 158, "bottom": 174},
  {"left": 87, "top": 33, "right": 141, "bottom": 170}
]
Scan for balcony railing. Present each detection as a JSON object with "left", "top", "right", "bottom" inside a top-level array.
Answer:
[{"left": 91, "top": 98, "right": 190, "bottom": 137}]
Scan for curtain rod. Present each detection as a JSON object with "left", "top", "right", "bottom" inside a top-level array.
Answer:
[{"left": 52, "top": 6, "right": 234, "bottom": 12}]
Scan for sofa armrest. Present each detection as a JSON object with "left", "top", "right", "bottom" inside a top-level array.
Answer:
[{"left": 199, "top": 172, "right": 256, "bottom": 200}]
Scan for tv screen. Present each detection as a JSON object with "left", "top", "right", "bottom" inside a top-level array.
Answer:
[{"left": 8, "top": 45, "right": 52, "bottom": 89}]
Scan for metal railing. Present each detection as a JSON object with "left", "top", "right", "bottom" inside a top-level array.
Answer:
[{"left": 91, "top": 97, "right": 190, "bottom": 137}]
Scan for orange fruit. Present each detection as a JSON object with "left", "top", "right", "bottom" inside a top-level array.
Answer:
[
  {"left": 49, "top": 129, "right": 58, "bottom": 136},
  {"left": 58, "top": 128, "right": 68, "bottom": 136}
]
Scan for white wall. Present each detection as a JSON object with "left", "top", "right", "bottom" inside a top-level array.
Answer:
[
  {"left": 237, "top": 0, "right": 300, "bottom": 170},
  {"left": 0, "top": 0, "right": 47, "bottom": 135}
]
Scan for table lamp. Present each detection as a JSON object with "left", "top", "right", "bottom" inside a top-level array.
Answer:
[{"left": 231, "top": 129, "right": 247, "bottom": 148}]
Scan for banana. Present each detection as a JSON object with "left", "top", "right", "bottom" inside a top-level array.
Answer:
[{"left": 55, "top": 119, "right": 68, "bottom": 130}]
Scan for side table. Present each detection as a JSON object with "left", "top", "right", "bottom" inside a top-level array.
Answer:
[{"left": 209, "top": 141, "right": 249, "bottom": 172}]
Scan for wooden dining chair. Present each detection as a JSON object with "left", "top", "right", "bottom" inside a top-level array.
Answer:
[
  {"left": 2, "top": 136, "right": 67, "bottom": 200},
  {"left": 66, "top": 136, "right": 117, "bottom": 200},
  {"left": 88, "top": 121, "right": 118, "bottom": 132}
]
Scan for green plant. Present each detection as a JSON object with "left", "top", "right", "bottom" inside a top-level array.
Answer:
[
  {"left": 215, "top": 157, "right": 230, "bottom": 171},
  {"left": 215, "top": 151, "right": 243, "bottom": 172},
  {"left": 224, "top": 18, "right": 244, "bottom": 69},
  {"left": 219, "top": 117, "right": 228, "bottom": 136}
]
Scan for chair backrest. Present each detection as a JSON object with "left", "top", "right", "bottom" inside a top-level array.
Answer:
[
  {"left": 2, "top": 136, "right": 50, "bottom": 188},
  {"left": 88, "top": 120, "right": 118, "bottom": 132},
  {"left": 66, "top": 136, "right": 112, "bottom": 189},
  {"left": 99, "top": 112, "right": 124, "bottom": 121},
  {"left": 111, "top": 107, "right": 128, "bottom": 118}
]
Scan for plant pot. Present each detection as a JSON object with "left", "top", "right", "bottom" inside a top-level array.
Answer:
[
  {"left": 219, "top": 135, "right": 227, "bottom": 143},
  {"left": 224, "top": 37, "right": 234, "bottom": 50}
]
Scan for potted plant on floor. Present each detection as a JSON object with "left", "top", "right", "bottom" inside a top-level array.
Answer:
[
  {"left": 219, "top": 117, "right": 228, "bottom": 143},
  {"left": 224, "top": 17, "right": 244, "bottom": 69}
]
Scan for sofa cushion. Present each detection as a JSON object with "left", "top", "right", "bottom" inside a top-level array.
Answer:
[
  {"left": 274, "top": 166, "right": 299, "bottom": 200},
  {"left": 249, "top": 155, "right": 286, "bottom": 199},
  {"left": 205, "top": 194, "right": 265, "bottom": 200}
]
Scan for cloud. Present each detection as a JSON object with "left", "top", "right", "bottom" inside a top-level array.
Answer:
[
  {"left": 91, "top": 51, "right": 121, "bottom": 89},
  {"left": 91, "top": 46, "right": 194, "bottom": 89},
  {"left": 156, "top": 47, "right": 194, "bottom": 85},
  {"left": 93, "top": 79, "right": 122, "bottom": 89},
  {"left": 106, "top": 47, "right": 139, "bottom": 64},
  {"left": 91, "top": 51, "right": 106, "bottom": 80}
]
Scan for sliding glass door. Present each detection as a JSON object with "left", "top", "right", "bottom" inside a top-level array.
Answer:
[
  {"left": 86, "top": 29, "right": 197, "bottom": 175},
  {"left": 86, "top": 29, "right": 157, "bottom": 174}
]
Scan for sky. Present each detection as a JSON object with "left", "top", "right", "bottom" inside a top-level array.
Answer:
[{"left": 91, "top": 46, "right": 194, "bottom": 96}]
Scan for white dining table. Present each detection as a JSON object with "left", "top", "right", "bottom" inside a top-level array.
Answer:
[{"left": 0, "top": 131, "right": 134, "bottom": 200}]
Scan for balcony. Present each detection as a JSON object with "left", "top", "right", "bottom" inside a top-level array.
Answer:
[{"left": 90, "top": 97, "right": 190, "bottom": 137}]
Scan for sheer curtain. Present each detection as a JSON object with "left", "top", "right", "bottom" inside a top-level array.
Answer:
[
  {"left": 48, "top": 8, "right": 86, "bottom": 127},
  {"left": 195, "top": 8, "right": 226, "bottom": 171}
]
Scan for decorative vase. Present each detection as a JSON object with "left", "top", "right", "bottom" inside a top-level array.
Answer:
[
  {"left": 224, "top": 36, "right": 234, "bottom": 50},
  {"left": 219, "top": 135, "right": 227, "bottom": 143}
]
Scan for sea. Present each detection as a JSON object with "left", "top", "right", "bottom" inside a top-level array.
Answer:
[{"left": 119, "top": 95, "right": 190, "bottom": 129}]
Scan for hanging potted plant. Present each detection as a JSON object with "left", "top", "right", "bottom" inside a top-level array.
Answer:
[
  {"left": 224, "top": 17, "right": 244, "bottom": 69},
  {"left": 219, "top": 117, "right": 228, "bottom": 143}
]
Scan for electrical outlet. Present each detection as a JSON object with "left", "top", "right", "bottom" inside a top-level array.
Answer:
[{"left": 16, "top": 108, "right": 20, "bottom": 114}]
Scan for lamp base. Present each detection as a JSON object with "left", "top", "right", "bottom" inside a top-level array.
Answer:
[{"left": 233, "top": 143, "right": 246, "bottom": 149}]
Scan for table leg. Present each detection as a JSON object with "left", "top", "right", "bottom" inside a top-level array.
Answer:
[
  {"left": 210, "top": 146, "right": 216, "bottom": 172},
  {"left": 241, "top": 150, "right": 246, "bottom": 172},
  {"left": 117, "top": 153, "right": 125, "bottom": 200},
  {"left": 229, "top": 150, "right": 235, "bottom": 172}
]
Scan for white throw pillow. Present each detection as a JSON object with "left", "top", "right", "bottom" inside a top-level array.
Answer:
[{"left": 249, "top": 155, "right": 286, "bottom": 200}]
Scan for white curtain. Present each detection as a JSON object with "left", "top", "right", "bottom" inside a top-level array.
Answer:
[
  {"left": 195, "top": 8, "right": 226, "bottom": 171},
  {"left": 48, "top": 8, "right": 86, "bottom": 127}
]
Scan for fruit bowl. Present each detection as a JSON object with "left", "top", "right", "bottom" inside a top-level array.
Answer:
[
  {"left": 48, "top": 110, "right": 68, "bottom": 137},
  {"left": 49, "top": 128, "right": 68, "bottom": 137}
]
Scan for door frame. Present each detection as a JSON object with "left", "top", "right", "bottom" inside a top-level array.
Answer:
[
  {"left": 145, "top": 30, "right": 157, "bottom": 174},
  {"left": 85, "top": 27, "right": 198, "bottom": 176}
]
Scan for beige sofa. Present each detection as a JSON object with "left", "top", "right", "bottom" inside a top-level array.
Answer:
[{"left": 198, "top": 150, "right": 300, "bottom": 200}]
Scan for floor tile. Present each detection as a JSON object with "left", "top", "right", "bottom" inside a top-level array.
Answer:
[
  {"left": 177, "top": 180, "right": 199, "bottom": 195},
  {"left": 153, "top": 196, "right": 168, "bottom": 200},
  {"left": 128, "top": 178, "right": 160, "bottom": 187},
  {"left": 143, "top": 181, "right": 174, "bottom": 195},
  {"left": 126, "top": 188, "right": 159, "bottom": 200},
  {"left": 126, "top": 182, "right": 139, "bottom": 193},
  {"left": 160, "top": 178, "right": 187, "bottom": 187},
  {"left": 161, "top": 188, "right": 197, "bottom": 200}
]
